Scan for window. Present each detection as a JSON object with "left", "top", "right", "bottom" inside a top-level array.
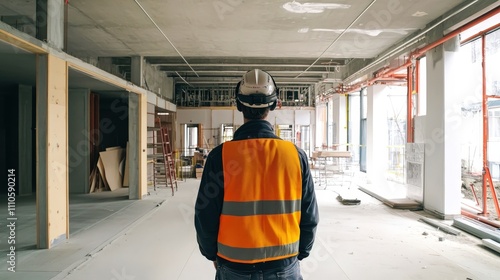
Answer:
[{"left": 489, "top": 108, "right": 500, "bottom": 141}]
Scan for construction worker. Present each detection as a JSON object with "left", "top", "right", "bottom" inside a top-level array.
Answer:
[{"left": 194, "top": 69, "right": 319, "bottom": 279}]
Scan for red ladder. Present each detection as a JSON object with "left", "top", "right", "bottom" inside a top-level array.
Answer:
[{"left": 156, "top": 118, "right": 178, "bottom": 196}]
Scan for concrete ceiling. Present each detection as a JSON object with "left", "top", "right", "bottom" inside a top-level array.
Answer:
[{"left": 0, "top": 0, "right": 489, "bottom": 89}]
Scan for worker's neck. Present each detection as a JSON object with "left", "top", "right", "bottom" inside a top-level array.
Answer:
[{"left": 243, "top": 118, "right": 266, "bottom": 123}]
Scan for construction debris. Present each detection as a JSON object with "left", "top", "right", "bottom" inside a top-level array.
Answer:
[
  {"left": 359, "top": 186, "right": 422, "bottom": 210},
  {"left": 336, "top": 194, "right": 361, "bottom": 205},
  {"left": 482, "top": 239, "right": 500, "bottom": 254},
  {"left": 419, "top": 217, "right": 461, "bottom": 236},
  {"left": 453, "top": 217, "right": 500, "bottom": 243},
  {"left": 89, "top": 146, "right": 127, "bottom": 193}
]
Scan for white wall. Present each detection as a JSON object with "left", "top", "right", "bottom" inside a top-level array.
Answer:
[{"left": 176, "top": 107, "right": 315, "bottom": 151}]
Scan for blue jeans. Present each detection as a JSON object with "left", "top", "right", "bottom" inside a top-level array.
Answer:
[{"left": 215, "top": 259, "right": 303, "bottom": 280}]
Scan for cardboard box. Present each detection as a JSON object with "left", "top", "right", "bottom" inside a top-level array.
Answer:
[
  {"left": 196, "top": 167, "right": 203, "bottom": 179},
  {"left": 194, "top": 152, "right": 204, "bottom": 162}
]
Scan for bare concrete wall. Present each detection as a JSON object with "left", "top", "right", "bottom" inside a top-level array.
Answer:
[{"left": 143, "top": 61, "right": 173, "bottom": 101}]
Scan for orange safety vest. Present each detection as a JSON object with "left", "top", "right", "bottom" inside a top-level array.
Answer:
[{"left": 218, "top": 138, "right": 302, "bottom": 264}]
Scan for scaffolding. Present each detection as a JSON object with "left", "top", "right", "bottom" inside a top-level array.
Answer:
[{"left": 175, "top": 84, "right": 315, "bottom": 108}]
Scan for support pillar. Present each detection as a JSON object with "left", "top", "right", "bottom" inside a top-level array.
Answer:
[
  {"left": 128, "top": 92, "right": 147, "bottom": 199},
  {"left": 424, "top": 35, "right": 462, "bottom": 219},
  {"left": 366, "top": 85, "right": 388, "bottom": 185},
  {"left": 36, "top": 54, "right": 68, "bottom": 248},
  {"left": 331, "top": 94, "right": 348, "bottom": 150},
  {"left": 131, "top": 56, "right": 144, "bottom": 88},
  {"left": 36, "top": 0, "right": 65, "bottom": 49}
]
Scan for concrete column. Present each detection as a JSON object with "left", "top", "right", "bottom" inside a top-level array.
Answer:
[
  {"left": 331, "top": 94, "right": 348, "bottom": 150},
  {"left": 68, "top": 89, "right": 90, "bottom": 194},
  {"left": 36, "top": 0, "right": 65, "bottom": 49},
  {"left": 424, "top": 36, "right": 462, "bottom": 219},
  {"left": 18, "top": 85, "right": 33, "bottom": 196},
  {"left": 366, "top": 85, "right": 388, "bottom": 185},
  {"left": 315, "top": 103, "right": 327, "bottom": 149},
  {"left": 131, "top": 56, "right": 144, "bottom": 88},
  {"left": 129, "top": 92, "right": 147, "bottom": 199},
  {"left": 36, "top": 54, "right": 68, "bottom": 248}
]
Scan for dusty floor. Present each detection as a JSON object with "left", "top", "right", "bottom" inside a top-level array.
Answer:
[{"left": 1, "top": 178, "right": 499, "bottom": 280}]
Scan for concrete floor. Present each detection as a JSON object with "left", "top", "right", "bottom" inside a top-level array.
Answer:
[{"left": 1, "top": 178, "right": 499, "bottom": 280}]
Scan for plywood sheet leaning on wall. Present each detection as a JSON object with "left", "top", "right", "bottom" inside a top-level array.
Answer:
[
  {"left": 90, "top": 156, "right": 110, "bottom": 192},
  {"left": 122, "top": 142, "right": 130, "bottom": 187},
  {"left": 99, "top": 147, "right": 124, "bottom": 191}
]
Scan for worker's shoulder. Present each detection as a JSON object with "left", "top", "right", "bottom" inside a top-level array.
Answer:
[{"left": 206, "top": 143, "right": 224, "bottom": 158}]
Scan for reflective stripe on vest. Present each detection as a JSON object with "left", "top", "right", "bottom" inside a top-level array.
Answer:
[{"left": 218, "top": 138, "right": 302, "bottom": 264}]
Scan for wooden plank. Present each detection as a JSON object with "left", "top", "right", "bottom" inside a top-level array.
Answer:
[
  {"left": 99, "top": 148, "right": 124, "bottom": 191},
  {"left": 384, "top": 198, "right": 423, "bottom": 210},
  {"left": 359, "top": 186, "right": 422, "bottom": 210},
  {"left": 123, "top": 142, "right": 130, "bottom": 187},
  {"left": 89, "top": 167, "right": 96, "bottom": 193},
  {"left": 97, "top": 156, "right": 109, "bottom": 190},
  {"left": 318, "top": 150, "right": 351, "bottom": 158},
  {"left": 45, "top": 55, "right": 69, "bottom": 247}
]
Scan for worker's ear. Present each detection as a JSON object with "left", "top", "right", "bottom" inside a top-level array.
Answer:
[
  {"left": 235, "top": 81, "right": 243, "bottom": 112},
  {"left": 269, "top": 100, "right": 277, "bottom": 111}
]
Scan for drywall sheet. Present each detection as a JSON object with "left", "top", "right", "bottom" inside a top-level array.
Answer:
[
  {"left": 97, "top": 156, "right": 109, "bottom": 190},
  {"left": 99, "top": 148, "right": 124, "bottom": 191},
  {"left": 123, "top": 142, "right": 130, "bottom": 187}
]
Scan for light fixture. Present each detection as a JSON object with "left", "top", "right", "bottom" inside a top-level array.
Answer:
[{"left": 283, "top": 1, "right": 351, "bottom": 14}]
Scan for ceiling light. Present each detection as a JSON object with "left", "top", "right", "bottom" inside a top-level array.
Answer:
[
  {"left": 283, "top": 1, "right": 351, "bottom": 14},
  {"left": 412, "top": 11, "right": 428, "bottom": 17}
]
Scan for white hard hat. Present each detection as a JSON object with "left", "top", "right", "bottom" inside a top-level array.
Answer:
[{"left": 236, "top": 69, "right": 278, "bottom": 108}]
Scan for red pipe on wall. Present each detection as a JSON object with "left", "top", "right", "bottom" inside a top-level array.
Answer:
[
  {"left": 461, "top": 210, "right": 500, "bottom": 228},
  {"left": 481, "top": 34, "right": 489, "bottom": 216},
  {"left": 407, "top": 65, "right": 413, "bottom": 143},
  {"left": 340, "top": 5, "right": 500, "bottom": 94}
]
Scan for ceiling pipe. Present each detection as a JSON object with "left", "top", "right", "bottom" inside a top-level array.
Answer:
[
  {"left": 407, "top": 64, "right": 414, "bottom": 143},
  {"left": 411, "top": 5, "right": 500, "bottom": 60},
  {"left": 344, "top": 0, "right": 482, "bottom": 84},
  {"left": 461, "top": 21, "right": 500, "bottom": 44},
  {"left": 175, "top": 71, "right": 193, "bottom": 87},
  {"left": 340, "top": 4, "right": 500, "bottom": 94},
  {"left": 461, "top": 210, "right": 500, "bottom": 229},
  {"left": 152, "top": 63, "right": 346, "bottom": 68},
  {"left": 164, "top": 70, "right": 332, "bottom": 75},
  {"left": 133, "top": 0, "right": 199, "bottom": 77}
]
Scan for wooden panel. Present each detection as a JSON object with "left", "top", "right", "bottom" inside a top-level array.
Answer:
[
  {"left": 99, "top": 148, "right": 124, "bottom": 191},
  {"left": 46, "top": 55, "right": 69, "bottom": 246},
  {"left": 0, "top": 29, "right": 46, "bottom": 54}
]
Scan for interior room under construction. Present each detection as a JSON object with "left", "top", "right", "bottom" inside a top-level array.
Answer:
[{"left": 0, "top": 1, "right": 500, "bottom": 279}]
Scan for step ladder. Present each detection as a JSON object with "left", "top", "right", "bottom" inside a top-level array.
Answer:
[{"left": 148, "top": 117, "right": 178, "bottom": 196}]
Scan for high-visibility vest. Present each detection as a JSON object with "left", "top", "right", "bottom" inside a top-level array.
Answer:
[{"left": 218, "top": 138, "right": 302, "bottom": 264}]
